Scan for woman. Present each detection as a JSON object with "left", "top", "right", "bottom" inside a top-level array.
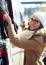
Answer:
[{"left": 3, "top": 12, "right": 46, "bottom": 65}]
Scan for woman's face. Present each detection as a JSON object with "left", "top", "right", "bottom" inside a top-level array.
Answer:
[{"left": 29, "top": 16, "right": 41, "bottom": 30}]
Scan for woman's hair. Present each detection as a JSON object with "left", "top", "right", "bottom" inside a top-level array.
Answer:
[{"left": 39, "top": 22, "right": 43, "bottom": 29}]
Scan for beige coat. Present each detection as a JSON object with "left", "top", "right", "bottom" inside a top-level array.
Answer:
[
  {"left": 13, "top": 33, "right": 46, "bottom": 65},
  {"left": 24, "top": 34, "right": 46, "bottom": 65},
  {"left": 8, "top": 24, "right": 46, "bottom": 65}
]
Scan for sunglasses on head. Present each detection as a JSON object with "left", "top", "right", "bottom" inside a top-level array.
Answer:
[{"left": 31, "top": 18, "right": 39, "bottom": 22}]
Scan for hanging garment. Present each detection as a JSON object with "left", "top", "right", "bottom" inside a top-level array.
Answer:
[{"left": 0, "top": 43, "right": 9, "bottom": 65}]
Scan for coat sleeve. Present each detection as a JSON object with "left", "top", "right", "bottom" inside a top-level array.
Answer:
[{"left": 11, "top": 37, "right": 45, "bottom": 50}]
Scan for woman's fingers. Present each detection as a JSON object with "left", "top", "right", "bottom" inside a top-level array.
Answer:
[{"left": 3, "top": 13, "right": 11, "bottom": 24}]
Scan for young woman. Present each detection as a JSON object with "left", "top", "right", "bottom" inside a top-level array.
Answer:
[{"left": 3, "top": 12, "right": 46, "bottom": 65}]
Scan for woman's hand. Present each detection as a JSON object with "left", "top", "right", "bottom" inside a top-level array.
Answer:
[{"left": 3, "top": 13, "right": 11, "bottom": 25}]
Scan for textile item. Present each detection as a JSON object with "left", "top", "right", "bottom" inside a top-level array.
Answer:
[
  {"left": 32, "top": 12, "right": 46, "bottom": 27},
  {"left": 19, "top": 29, "right": 35, "bottom": 40}
]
